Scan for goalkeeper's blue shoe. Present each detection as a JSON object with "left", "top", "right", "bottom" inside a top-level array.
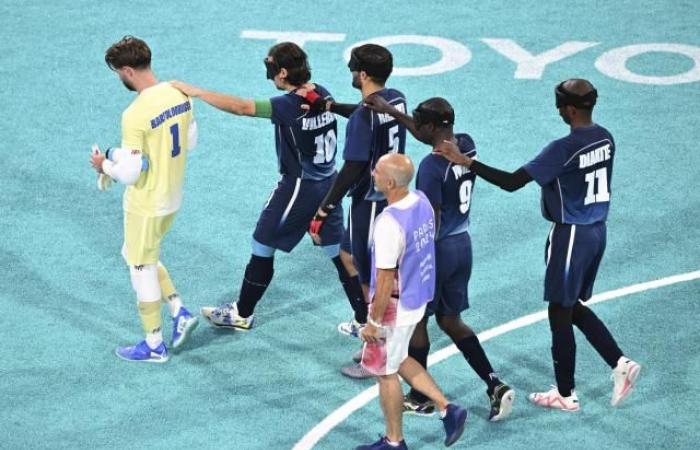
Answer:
[
  {"left": 172, "top": 307, "right": 198, "bottom": 349},
  {"left": 115, "top": 340, "right": 169, "bottom": 363}
]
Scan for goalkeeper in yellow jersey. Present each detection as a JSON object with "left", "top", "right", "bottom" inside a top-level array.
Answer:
[{"left": 90, "top": 36, "right": 199, "bottom": 363}]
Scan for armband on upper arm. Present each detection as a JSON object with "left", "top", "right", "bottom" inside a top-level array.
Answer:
[{"left": 254, "top": 100, "right": 272, "bottom": 118}]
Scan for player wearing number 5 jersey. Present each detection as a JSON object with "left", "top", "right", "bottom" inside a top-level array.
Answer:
[
  {"left": 313, "top": 44, "right": 407, "bottom": 299},
  {"left": 170, "top": 42, "right": 361, "bottom": 330},
  {"left": 434, "top": 79, "right": 641, "bottom": 413},
  {"left": 90, "top": 36, "right": 199, "bottom": 363}
]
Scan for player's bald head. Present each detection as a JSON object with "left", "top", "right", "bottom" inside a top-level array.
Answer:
[
  {"left": 562, "top": 79, "right": 596, "bottom": 96},
  {"left": 377, "top": 153, "right": 414, "bottom": 188}
]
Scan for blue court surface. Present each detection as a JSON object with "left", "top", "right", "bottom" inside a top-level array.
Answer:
[{"left": 1, "top": 1, "right": 698, "bottom": 449}]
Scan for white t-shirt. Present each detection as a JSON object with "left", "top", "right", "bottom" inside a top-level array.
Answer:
[{"left": 371, "top": 191, "right": 427, "bottom": 326}]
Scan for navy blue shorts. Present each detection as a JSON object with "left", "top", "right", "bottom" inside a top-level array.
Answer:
[
  {"left": 544, "top": 222, "right": 606, "bottom": 307},
  {"left": 253, "top": 175, "right": 344, "bottom": 253},
  {"left": 350, "top": 197, "right": 387, "bottom": 284},
  {"left": 340, "top": 223, "right": 352, "bottom": 254},
  {"left": 427, "top": 232, "right": 472, "bottom": 316}
]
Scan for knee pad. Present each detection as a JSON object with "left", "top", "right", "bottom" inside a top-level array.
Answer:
[
  {"left": 251, "top": 238, "right": 276, "bottom": 258},
  {"left": 129, "top": 264, "right": 161, "bottom": 302},
  {"left": 322, "top": 244, "right": 340, "bottom": 259}
]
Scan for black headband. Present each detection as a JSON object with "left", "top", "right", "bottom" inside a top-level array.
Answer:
[
  {"left": 413, "top": 104, "right": 454, "bottom": 128},
  {"left": 264, "top": 53, "right": 309, "bottom": 80},
  {"left": 264, "top": 58, "right": 279, "bottom": 80},
  {"left": 555, "top": 82, "right": 597, "bottom": 109},
  {"left": 347, "top": 50, "right": 392, "bottom": 80}
]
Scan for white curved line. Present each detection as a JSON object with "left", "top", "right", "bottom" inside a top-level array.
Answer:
[{"left": 293, "top": 270, "right": 700, "bottom": 450}]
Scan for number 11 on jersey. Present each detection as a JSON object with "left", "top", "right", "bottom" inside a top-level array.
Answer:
[{"left": 584, "top": 167, "right": 610, "bottom": 205}]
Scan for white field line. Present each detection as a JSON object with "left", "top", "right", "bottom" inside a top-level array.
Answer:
[{"left": 293, "top": 270, "right": 700, "bottom": 450}]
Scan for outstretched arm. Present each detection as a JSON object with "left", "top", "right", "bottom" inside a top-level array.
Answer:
[
  {"left": 170, "top": 80, "right": 261, "bottom": 117},
  {"left": 433, "top": 141, "right": 532, "bottom": 192}
]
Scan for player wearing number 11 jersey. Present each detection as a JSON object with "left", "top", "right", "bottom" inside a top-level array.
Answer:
[
  {"left": 433, "top": 79, "right": 640, "bottom": 413},
  {"left": 170, "top": 42, "right": 361, "bottom": 330}
]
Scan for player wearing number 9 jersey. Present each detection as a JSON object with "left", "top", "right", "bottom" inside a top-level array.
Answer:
[
  {"left": 91, "top": 36, "right": 199, "bottom": 363},
  {"left": 171, "top": 42, "right": 363, "bottom": 331},
  {"left": 362, "top": 95, "right": 515, "bottom": 420},
  {"left": 433, "top": 79, "right": 640, "bottom": 413}
]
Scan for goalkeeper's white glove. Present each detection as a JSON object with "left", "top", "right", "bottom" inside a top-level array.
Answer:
[
  {"left": 97, "top": 173, "right": 113, "bottom": 191},
  {"left": 92, "top": 144, "right": 114, "bottom": 191}
]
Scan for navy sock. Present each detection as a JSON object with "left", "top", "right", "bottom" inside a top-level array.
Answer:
[
  {"left": 548, "top": 304, "right": 576, "bottom": 397},
  {"left": 572, "top": 302, "right": 623, "bottom": 369},
  {"left": 236, "top": 255, "right": 274, "bottom": 318},
  {"left": 332, "top": 256, "right": 367, "bottom": 323},
  {"left": 456, "top": 335, "right": 500, "bottom": 394},
  {"left": 407, "top": 345, "right": 431, "bottom": 403}
]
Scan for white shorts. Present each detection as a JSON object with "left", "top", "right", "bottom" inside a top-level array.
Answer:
[{"left": 360, "top": 323, "right": 417, "bottom": 376}]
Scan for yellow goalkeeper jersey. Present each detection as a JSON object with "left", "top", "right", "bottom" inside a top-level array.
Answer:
[{"left": 121, "top": 82, "right": 194, "bottom": 217}]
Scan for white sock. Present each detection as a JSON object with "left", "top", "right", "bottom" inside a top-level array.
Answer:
[
  {"left": 146, "top": 330, "right": 163, "bottom": 349},
  {"left": 165, "top": 294, "right": 184, "bottom": 317},
  {"left": 386, "top": 439, "right": 401, "bottom": 447},
  {"left": 439, "top": 406, "right": 449, "bottom": 419}
]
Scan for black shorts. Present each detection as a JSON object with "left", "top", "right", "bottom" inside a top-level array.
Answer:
[{"left": 253, "top": 175, "right": 344, "bottom": 252}]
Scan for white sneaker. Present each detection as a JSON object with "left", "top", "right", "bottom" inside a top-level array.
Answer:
[
  {"left": 337, "top": 318, "right": 365, "bottom": 337},
  {"left": 611, "top": 357, "right": 641, "bottom": 407},
  {"left": 201, "top": 302, "right": 254, "bottom": 330},
  {"left": 529, "top": 386, "right": 580, "bottom": 412}
]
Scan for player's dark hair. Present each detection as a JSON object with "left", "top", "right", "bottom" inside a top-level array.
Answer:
[
  {"left": 105, "top": 36, "right": 151, "bottom": 70},
  {"left": 348, "top": 44, "right": 393, "bottom": 84},
  {"left": 414, "top": 97, "right": 454, "bottom": 128},
  {"left": 268, "top": 42, "right": 311, "bottom": 86}
]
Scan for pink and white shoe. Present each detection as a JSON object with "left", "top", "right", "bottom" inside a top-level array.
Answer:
[
  {"left": 529, "top": 386, "right": 580, "bottom": 412},
  {"left": 611, "top": 357, "right": 641, "bottom": 407}
]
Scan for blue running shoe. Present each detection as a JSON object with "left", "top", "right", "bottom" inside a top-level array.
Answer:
[
  {"left": 115, "top": 340, "right": 169, "bottom": 363},
  {"left": 355, "top": 436, "right": 408, "bottom": 450},
  {"left": 172, "top": 307, "right": 198, "bottom": 349},
  {"left": 441, "top": 404, "right": 467, "bottom": 447}
]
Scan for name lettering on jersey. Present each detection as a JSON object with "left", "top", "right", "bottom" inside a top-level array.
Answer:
[
  {"left": 150, "top": 100, "right": 192, "bottom": 129},
  {"left": 301, "top": 111, "right": 336, "bottom": 130},
  {"left": 377, "top": 103, "right": 406, "bottom": 125},
  {"left": 450, "top": 164, "right": 470, "bottom": 179},
  {"left": 579, "top": 144, "right": 611, "bottom": 169}
]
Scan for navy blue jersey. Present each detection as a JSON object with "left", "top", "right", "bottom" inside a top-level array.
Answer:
[
  {"left": 270, "top": 84, "right": 337, "bottom": 181},
  {"left": 343, "top": 88, "right": 407, "bottom": 201},
  {"left": 416, "top": 134, "right": 477, "bottom": 241},
  {"left": 523, "top": 124, "right": 615, "bottom": 225}
]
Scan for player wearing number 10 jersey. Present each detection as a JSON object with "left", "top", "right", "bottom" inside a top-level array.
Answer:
[
  {"left": 171, "top": 42, "right": 362, "bottom": 330},
  {"left": 433, "top": 79, "right": 640, "bottom": 413}
]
